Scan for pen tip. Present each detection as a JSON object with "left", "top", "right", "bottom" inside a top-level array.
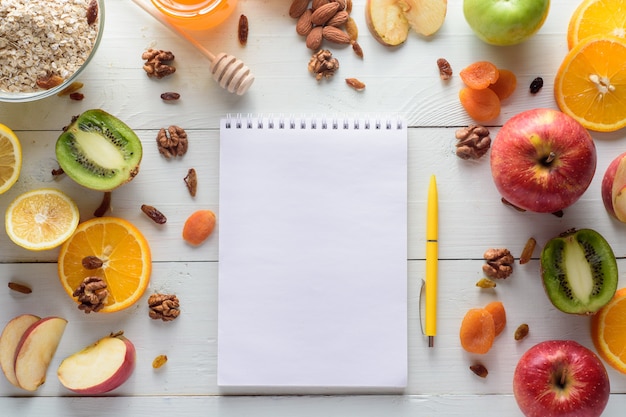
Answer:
[{"left": 428, "top": 336, "right": 434, "bottom": 348}]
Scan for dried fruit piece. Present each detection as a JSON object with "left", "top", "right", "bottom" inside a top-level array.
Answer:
[
  {"left": 484, "top": 301, "right": 506, "bottom": 337},
  {"left": 459, "top": 307, "right": 496, "bottom": 354},
  {"left": 488, "top": 68, "right": 517, "bottom": 100},
  {"left": 94, "top": 192, "right": 112, "bottom": 217},
  {"left": 182, "top": 210, "right": 216, "bottom": 246},
  {"left": 160, "top": 92, "right": 180, "bottom": 101},
  {"left": 69, "top": 92, "right": 85, "bottom": 101},
  {"left": 345, "top": 16, "right": 359, "bottom": 41},
  {"left": 7, "top": 282, "right": 32, "bottom": 294},
  {"left": 514, "top": 323, "right": 529, "bottom": 341},
  {"left": 345, "top": 78, "right": 365, "bottom": 91},
  {"left": 141, "top": 204, "right": 167, "bottom": 224},
  {"left": 529, "top": 76, "right": 543, "bottom": 94},
  {"left": 459, "top": 87, "right": 501, "bottom": 122},
  {"left": 82, "top": 256, "right": 103, "bottom": 270},
  {"left": 36, "top": 73, "right": 64, "bottom": 90},
  {"left": 437, "top": 58, "right": 452, "bottom": 80},
  {"left": 184, "top": 168, "right": 197, "bottom": 197},
  {"left": 238, "top": 14, "right": 248, "bottom": 46},
  {"left": 152, "top": 354, "right": 168, "bottom": 369},
  {"left": 519, "top": 237, "right": 537, "bottom": 265},
  {"left": 87, "top": 0, "right": 99, "bottom": 25},
  {"left": 470, "top": 363, "right": 488, "bottom": 378},
  {"left": 57, "top": 81, "right": 84, "bottom": 96},
  {"left": 476, "top": 278, "right": 496, "bottom": 288},
  {"left": 459, "top": 61, "right": 500, "bottom": 90}
]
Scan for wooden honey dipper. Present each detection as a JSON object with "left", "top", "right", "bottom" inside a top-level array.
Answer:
[{"left": 132, "top": 0, "right": 255, "bottom": 95}]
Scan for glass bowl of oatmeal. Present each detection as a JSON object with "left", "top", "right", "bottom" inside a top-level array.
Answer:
[{"left": 0, "top": 0, "right": 104, "bottom": 102}]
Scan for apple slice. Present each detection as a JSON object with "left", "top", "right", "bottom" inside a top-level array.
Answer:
[
  {"left": 365, "top": 0, "right": 411, "bottom": 46},
  {"left": 57, "top": 332, "right": 136, "bottom": 394},
  {"left": 0, "top": 314, "right": 41, "bottom": 387},
  {"left": 14, "top": 316, "right": 67, "bottom": 391},
  {"left": 401, "top": 0, "right": 447, "bottom": 36}
]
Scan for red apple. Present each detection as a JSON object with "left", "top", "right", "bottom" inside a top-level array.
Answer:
[
  {"left": 0, "top": 314, "right": 40, "bottom": 387},
  {"left": 13, "top": 316, "right": 68, "bottom": 391},
  {"left": 57, "top": 332, "right": 136, "bottom": 394},
  {"left": 601, "top": 152, "right": 626, "bottom": 222},
  {"left": 490, "top": 108, "right": 596, "bottom": 213},
  {"left": 513, "top": 340, "right": 610, "bottom": 417}
]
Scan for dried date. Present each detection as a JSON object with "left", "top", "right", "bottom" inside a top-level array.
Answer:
[
  {"left": 161, "top": 92, "right": 180, "bottom": 101},
  {"left": 141, "top": 204, "right": 167, "bottom": 224},
  {"left": 8, "top": 282, "right": 32, "bottom": 294},
  {"left": 238, "top": 14, "right": 249, "bottom": 46}
]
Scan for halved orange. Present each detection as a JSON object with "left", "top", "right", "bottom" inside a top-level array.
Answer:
[
  {"left": 555, "top": 35, "right": 626, "bottom": 132},
  {"left": 591, "top": 288, "right": 626, "bottom": 373},
  {"left": 0, "top": 123, "right": 21, "bottom": 195},
  {"left": 5, "top": 188, "right": 79, "bottom": 250},
  {"left": 58, "top": 217, "right": 152, "bottom": 313},
  {"left": 567, "top": 0, "right": 626, "bottom": 49}
]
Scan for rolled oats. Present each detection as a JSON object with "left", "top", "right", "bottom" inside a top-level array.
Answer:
[{"left": 0, "top": 0, "right": 100, "bottom": 93}]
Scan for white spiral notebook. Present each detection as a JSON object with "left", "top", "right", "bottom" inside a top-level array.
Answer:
[{"left": 217, "top": 115, "right": 408, "bottom": 390}]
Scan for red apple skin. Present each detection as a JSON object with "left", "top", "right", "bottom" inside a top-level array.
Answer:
[
  {"left": 601, "top": 152, "right": 626, "bottom": 221},
  {"left": 490, "top": 108, "right": 596, "bottom": 213},
  {"left": 58, "top": 335, "right": 136, "bottom": 394},
  {"left": 513, "top": 340, "right": 610, "bottom": 417}
]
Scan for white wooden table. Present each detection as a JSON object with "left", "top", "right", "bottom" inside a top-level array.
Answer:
[{"left": 1, "top": 0, "right": 625, "bottom": 415}]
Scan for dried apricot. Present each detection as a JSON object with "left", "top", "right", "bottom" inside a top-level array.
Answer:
[
  {"left": 459, "top": 61, "right": 500, "bottom": 90},
  {"left": 459, "top": 307, "right": 496, "bottom": 354},
  {"left": 488, "top": 69, "right": 517, "bottom": 100},
  {"left": 484, "top": 301, "right": 506, "bottom": 337},
  {"left": 182, "top": 209, "right": 216, "bottom": 246},
  {"left": 459, "top": 87, "right": 501, "bottom": 122}
]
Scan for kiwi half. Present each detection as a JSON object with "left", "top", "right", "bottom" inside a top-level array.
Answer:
[
  {"left": 540, "top": 228, "right": 617, "bottom": 315},
  {"left": 56, "top": 109, "right": 142, "bottom": 191}
]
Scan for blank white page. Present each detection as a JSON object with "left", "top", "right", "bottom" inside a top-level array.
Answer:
[{"left": 217, "top": 116, "right": 407, "bottom": 389}]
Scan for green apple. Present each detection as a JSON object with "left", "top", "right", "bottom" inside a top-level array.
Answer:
[{"left": 464, "top": 0, "right": 550, "bottom": 46}]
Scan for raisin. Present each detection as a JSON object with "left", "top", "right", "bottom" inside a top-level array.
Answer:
[{"left": 529, "top": 77, "right": 543, "bottom": 94}]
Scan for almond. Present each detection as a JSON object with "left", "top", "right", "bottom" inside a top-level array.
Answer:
[
  {"left": 333, "top": 0, "right": 347, "bottom": 10},
  {"left": 296, "top": 9, "right": 314, "bottom": 36},
  {"left": 289, "top": 0, "right": 309, "bottom": 19},
  {"left": 306, "top": 26, "right": 324, "bottom": 50},
  {"left": 312, "top": 0, "right": 330, "bottom": 10},
  {"left": 326, "top": 10, "right": 349, "bottom": 27},
  {"left": 311, "top": 2, "right": 340, "bottom": 25},
  {"left": 322, "top": 26, "right": 351, "bottom": 44}
]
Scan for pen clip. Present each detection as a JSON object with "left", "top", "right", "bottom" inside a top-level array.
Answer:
[{"left": 419, "top": 279, "right": 425, "bottom": 336}]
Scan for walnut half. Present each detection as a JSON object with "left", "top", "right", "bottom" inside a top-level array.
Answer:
[{"left": 73, "top": 276, "right": 108, "bottom": 313}]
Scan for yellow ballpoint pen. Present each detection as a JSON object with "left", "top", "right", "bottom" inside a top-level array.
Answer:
[{"left": 425, "top": 174, "right": 438, "bottom": 347}]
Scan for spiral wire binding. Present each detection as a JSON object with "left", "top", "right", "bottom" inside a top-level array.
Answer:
[{"left": 222, "top": 115, "right": 405, "bottom": 131}]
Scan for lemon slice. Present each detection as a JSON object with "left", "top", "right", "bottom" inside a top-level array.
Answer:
[
  {"left": 6, "top": 188, "right": 80, "bottom": 251},
  {"left": 0, "top": 124, "right": 22, "bottom": 194}
]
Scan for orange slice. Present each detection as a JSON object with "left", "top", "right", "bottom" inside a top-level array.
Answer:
[
  {"left": 58, "top": 217, "right": 152, "bottom": 313},
  {"left": 555, "top": 35, "right": 626, "bottom": 132},
  {"left": 591, "top": 288, "right": 626, "bottom": 373},
  {"left": 567, "top": 0, "right": 626, "bottom": 49},
  {"left": 5, "top": 188, "right": 79, "bottom": 251},
  {"left": 0, "top": 123, "right": 21, "bottom": 194}
]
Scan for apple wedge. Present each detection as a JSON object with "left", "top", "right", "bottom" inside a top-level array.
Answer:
[
  {"left": 0, "top": 314, "right": 41, "bottom": 387},
  {"left": 14, "top": 316, "right": 68, "bottom": 391},
  {"left": 401, "top": 0, "right": 447, "bottom": 36},
  {"left": 365, "top": 0, "right": 411, "bottom": 46},
  {"left": 57, "top": 332, "right": 136, "bottom": 394}
]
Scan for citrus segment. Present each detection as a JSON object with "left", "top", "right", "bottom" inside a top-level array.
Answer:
[
  {"left": 5, "top": 188, "right": 79, "bottom": 251},
  {"left": 591, "top": 287, "right": 626, "bottom": 373},
  {"left": 567, "top": 0, "right": 626, "bottom": 49},
  {"left": 0, "top": 123, "right": 22, "bottom": 194},
  {"left": 58, "top": 217, "right": 152, "bottom": 313},
  {"left": 555, "top": 35, "right": 626, "bottom": 132}
]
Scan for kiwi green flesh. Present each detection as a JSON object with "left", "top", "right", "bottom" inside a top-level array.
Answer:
[
  {"left": 540, "top": 229, "right": 618, "bottom": 315},
  {"left": 56, "top": 109, "right": 142, "bottom": 192}
]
